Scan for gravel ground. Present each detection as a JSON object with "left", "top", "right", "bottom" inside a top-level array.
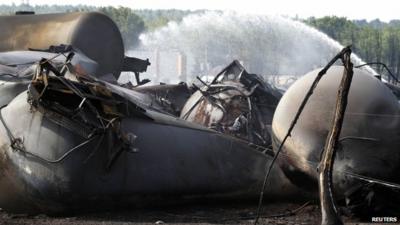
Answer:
[{"left": 0, "top": 201, "right": 379, "bottom": 225}]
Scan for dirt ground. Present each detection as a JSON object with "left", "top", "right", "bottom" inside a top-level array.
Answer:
[{"left": 0, "top": 201, "right": 380, "bottom": 225}]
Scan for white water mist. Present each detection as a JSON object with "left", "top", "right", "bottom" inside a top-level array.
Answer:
[{"left": 133, "top": 11, "right": 375, "bottom": 83}]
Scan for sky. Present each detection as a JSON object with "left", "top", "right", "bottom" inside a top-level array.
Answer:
[{"left": 0, "top": 0, "right": 398, "bottom": 22}]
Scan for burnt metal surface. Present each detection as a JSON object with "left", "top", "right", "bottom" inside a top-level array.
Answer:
[
  {"left": 181, "top": 60, "right": 282, "bottom": 149},
  {"left": 135, "top": 83, "right": 193, "bottom": 116},
  {"left": 385, "top": 82, "right": 400, "bottom": 101}
]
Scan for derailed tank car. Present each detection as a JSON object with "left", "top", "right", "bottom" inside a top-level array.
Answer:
[
  {"left": 0, "top": 12, "right": 296, "bottom": 214},
  {"left": 0, "top": 12, "right": 124, "bottom": 76},
  {"left": 272, "top": 66, "right": 400, "bottom": 216}
]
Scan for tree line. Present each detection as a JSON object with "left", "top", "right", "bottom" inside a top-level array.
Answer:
[
  {"left": 1, "top": 4, "right": 399, "bottom": 78},
  {"left": 0, "top": 4, "right": 194, "bottom": 49},
  {"left": 305, "top": 16, "right": 400, "bottom": 78}
]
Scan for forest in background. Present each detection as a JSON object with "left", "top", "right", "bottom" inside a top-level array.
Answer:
[{"left": 0, "top": 4, "right": 399, "bottom": 78}]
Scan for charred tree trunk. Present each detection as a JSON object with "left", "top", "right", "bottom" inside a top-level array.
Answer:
[{"left": 319, "top": 49, "right": 353, "bottom": 225}]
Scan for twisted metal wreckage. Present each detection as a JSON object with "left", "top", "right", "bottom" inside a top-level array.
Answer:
[{"left": 0, "top": 12, "right": 399, "bottom": 223}]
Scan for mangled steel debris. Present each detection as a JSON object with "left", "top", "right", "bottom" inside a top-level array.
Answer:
[
  {"left": 0, "top": 50, "right": 296, "bottom": 214},
  {"left": 181, "top": 60, "right": 282, "bottom": 148}
]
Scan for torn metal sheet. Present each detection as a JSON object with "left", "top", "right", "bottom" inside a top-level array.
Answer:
[{"left": 180, "top": 60, "right": 282, "bottom": 148}]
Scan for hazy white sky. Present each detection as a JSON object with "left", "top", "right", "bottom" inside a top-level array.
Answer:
[{"left": 1, "top": 0, "right": 398, "bottom": 22}]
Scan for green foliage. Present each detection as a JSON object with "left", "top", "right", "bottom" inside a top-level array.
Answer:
[
  {"left": 305, "top": 17, "right": 400, "bottom": 78},
  {"left": 0, "top": 3, "right": 95, "bottom": 14},
  {"left": 99, "top": 6, "right": 145, "bottom": 48}
]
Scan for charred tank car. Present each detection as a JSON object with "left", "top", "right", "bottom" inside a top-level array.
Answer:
[
  {"left": 272, "top": 66, "right": 400, "bottom": 217},
  {"left": 0, "top": 12, "right": 296, "bottom": 214}
]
